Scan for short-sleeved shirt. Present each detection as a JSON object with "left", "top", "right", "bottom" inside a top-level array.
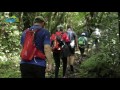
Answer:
[
  {"left": 20, "top": 25, "right": 51, "bottom": 67},
  {"left": 67, "top": 28, "right": 77, "bottom": 41},
  {"left": 66, "top": 28, "right": 77, "bottom": 55}
]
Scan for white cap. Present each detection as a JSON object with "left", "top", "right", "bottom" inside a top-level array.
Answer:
[
  {"left": 95, "top": 28, "right": 99, "bottom": 31},
  {"left": 81, "top": 33, "right": 85, "bottom": 36}
]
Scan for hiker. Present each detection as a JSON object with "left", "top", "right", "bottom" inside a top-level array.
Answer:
[
  {"left": 66, "top": 25, "right": 78, "bottom": 74},
  {"left": 78, "top": 33, "right": 87, "bottom": 62},
  {"left": 82, "top": 29, "right": 90, "bottom": 56},
  {"left": 20, "top": 16, "right": 52, "bottom": 78},
  {"left": 91, "top": 28, "right": 101, "bottom": 52},
  {"left": 51, "top": 25, "right": 70, "bottom": 78}
]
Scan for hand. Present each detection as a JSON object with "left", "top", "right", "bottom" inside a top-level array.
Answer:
[{"left": 46, "top": 63, "right": 52, "bottom": 72}]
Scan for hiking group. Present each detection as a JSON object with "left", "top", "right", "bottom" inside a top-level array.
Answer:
[{"left": 20, "top": 16, "right": 101, "bottom": 78}]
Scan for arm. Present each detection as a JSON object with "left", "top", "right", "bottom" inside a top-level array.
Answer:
[
  {"left": 44, "top": 30, "right": 52, "bottom": 72},
  {"left": 74, "top": 32, "right": 78, "bottom": 48},
  {"left": 44, "top": 44, "right": 52, "bottom": 70}
]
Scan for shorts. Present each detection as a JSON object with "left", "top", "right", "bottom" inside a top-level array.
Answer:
[
  {"left": 20, "top": 64, "right": 46, "bottom": 78},
  {"left": 68, "top": 44, "right": 75, "bottom": 55},
  {"left": 61, "top": 44, "right": 70, "bottom": 58},
  {"left": 79, "top": 47, "right": 85, "bottom": 55},
  {"left": 94, "top": 38, "right": 98, "bottom": 45}
]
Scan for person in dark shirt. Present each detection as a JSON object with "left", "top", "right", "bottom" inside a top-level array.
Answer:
[{"left": 20, "top": 16, "right": 52, "bottom": 78}]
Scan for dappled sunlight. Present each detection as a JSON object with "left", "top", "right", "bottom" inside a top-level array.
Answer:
[{"left": 0, "top": 12, "right": 119, "bottom": 78}]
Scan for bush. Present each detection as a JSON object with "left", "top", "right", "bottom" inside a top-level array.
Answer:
[
  {"left": 0, "top": 60, "right": 21, "bottom": 78},
  {"left": 80, "top": 51, "right": 120, "bottom": 78}
]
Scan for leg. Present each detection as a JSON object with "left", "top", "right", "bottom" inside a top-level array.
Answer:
[
  {"left": 67, "top": 56, "right": 70, "bottom": 67},
  {"left": 69, "top": 55, "right": 74, "bottom": 73},
  {"left": 79, "top": 47, "right": 82, "bottom": 61},
  {"left": 34, "top": 65, "right": 46, "bottom": 78},
  {"left": 53, "top": 52, "right": 61, "bottom": 78},
  {"left": 69, "top": 55, "right": 75, "bottom": 65},
  {"left": 96, "top": 38, "right": 99, "bottom": 52},
  {"left": 62, "top": 57, "right": 67, "bottom": 77},
  {"left": 69, "top": 47, "right": 75, "bottom": 73},
  {"left": 81, "top": 48, "right": 85, "bottom": 60}
]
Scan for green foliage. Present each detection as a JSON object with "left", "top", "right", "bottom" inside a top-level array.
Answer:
[
  {"left": 79, "top": 12, "right": 120, "bottom": 78},
  {"left": 0, "top": 60, "right": 20, "bottom": 78},
  {"left": 0, "top": 13, "right": 21, "bottom": 78},
  {"left": 80, "top": 51, "right": 120, "bottom": 78},
  {"left": 0, "top": 12, "right": 119, "bottom": 78},
  {"left": 0, "top": 24, "right": 21, "bottom": 56}
]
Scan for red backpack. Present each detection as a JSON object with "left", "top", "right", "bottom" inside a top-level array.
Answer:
[
  {"left": 51, "top": 31, "right": 63, "bottom": 51},
  {"left": 20, "top": 28, "right": 46, "bottom": 61}
]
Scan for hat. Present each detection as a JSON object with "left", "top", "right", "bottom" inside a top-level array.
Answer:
[
  {"left": 34, "top": 16, "right": 46, "bottom": 23},
  {"left": 81, "top": 33, "right": 85, "bottom": 36}
]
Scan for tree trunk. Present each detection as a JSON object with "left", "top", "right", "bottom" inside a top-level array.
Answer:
[
  {"left": 118, "top": 12, "right": 120, "bottom": 42},
  {"left": 22, "top": 12, "right": 31, "bottom": 30},
  {"left": 22, "top": 12, "right": 36, "bottom": 31},
  {"left": 51, "top": 12, "right": 66, "bottom": 33},
  {"left": 98, "top": 12, "right": 104, "bottom": 25},
  {"left": 47, "top": 12, "right": 53, "bottom": 31}
]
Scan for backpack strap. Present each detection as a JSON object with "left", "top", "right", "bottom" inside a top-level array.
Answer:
[
  {"left": 33, "top": 29, "right": 41, "bottom": 49},
  {"left": 24, "top": 28, "right": 30, "bottom": 33},
  {"left": 22, "top": 28, "right": 30, "bottom": 46},
  {"left": 33, "top": 29, "right": 41, "bottom": 43}
]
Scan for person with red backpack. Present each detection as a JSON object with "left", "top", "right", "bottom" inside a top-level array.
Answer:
[
  {"left": 20, "top": 16, "right": 52, "bottom": 78},
  {"left": 50, "top": 25, "right": 70, "bottom": 78}
]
